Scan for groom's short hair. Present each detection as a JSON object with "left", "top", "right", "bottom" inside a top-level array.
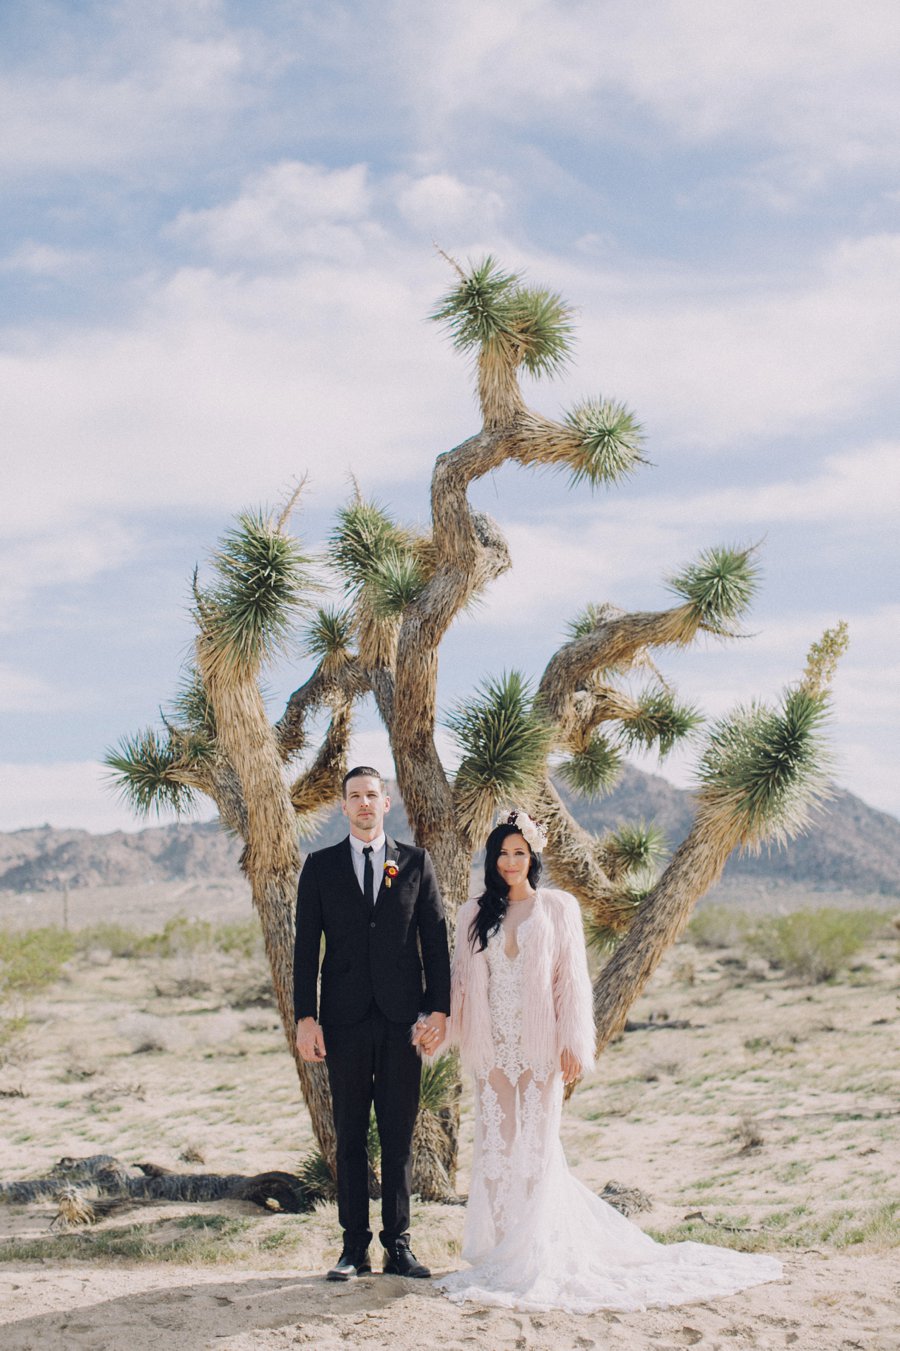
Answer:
[{"left": 342, "top": 765, "right": 385, "bottom": 796}]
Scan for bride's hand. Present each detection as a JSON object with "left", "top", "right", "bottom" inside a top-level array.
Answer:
[{"left": 560, "top": 1049, "right": 581, "bottom": 1084}]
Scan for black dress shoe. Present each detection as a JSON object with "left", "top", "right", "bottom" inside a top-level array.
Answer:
[
  {"left": 382, "top": 1237, "right": 430, "bottom": 1278},
  {"left": 326, "top": 1247, "right": 371, "bottom": 1281}
]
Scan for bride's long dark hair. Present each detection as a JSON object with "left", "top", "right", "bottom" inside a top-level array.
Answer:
[{"left": 469, "top": 822, "right": 543, "bottom": 952}]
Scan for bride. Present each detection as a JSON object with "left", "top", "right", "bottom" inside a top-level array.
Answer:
[{"left": 435, "top": 810, "right": 782, "bottom": 1314}]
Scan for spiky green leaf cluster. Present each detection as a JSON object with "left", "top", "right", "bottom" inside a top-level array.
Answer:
[
  {"left": 295, "top": 1150, "right": 335, "bottom": 1205},
  {"left": 511, "top": 285, "right": 574, "bottom": 376},
  {"left": 604, "top": 821, "right": 667, "bottom": 875},
  {"left": 618, "top": 687, "right": 703, "bottom": 758},
  {"left": 449, "top": 671, "right": 551, "bottom": 801},
  {"left": 305, "top": 606, "right": 354, "bottom": 664},
  {"left": 583, "top": 914, "right": 623, "bottom": 955},
  {"left": 202, "top": 512, "right": 314, "bottom": 677},
  {"left": 328, "top": 499, "right": 410, "bottom": 593},
  {"left": 563, "top": 398, "right": 645, "bottom": 487},
  {"left": 697, "top": 686, "right": 833, "bottom": 846},
  {"left": 668, "top": 545, "right": 759, "bottom": 634},
  {"left": 368, "top": 550, "right": 426, "bottom": 618},
  {"left": 431, "top": 256, "right": 573, "bottom": 377},
  {"left": 583, "top": 890, "right": 645, "bottom": 954},
  {"left": 431, "top": 255, "right": 519, "bottom": 349},
  {"left": 171, "top": 668, "right": 217, "bottom": 739},
  {"left": 557, "top": 735, "right": 622, "bottom": 798},
  {"left": 565, "top": 603, "right": 605, "bottom": 643},
  {"left": 104, "top": 730, "right": 200, "bottom": 817},
  {"left": 419, "top": 1051, "right": 460, "bottom": 1113}
]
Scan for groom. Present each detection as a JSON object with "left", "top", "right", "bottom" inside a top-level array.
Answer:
[{"left": 293, "top": 766, "right": 450, "bottom": 1281}]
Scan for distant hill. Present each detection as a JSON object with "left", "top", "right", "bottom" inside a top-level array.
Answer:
[
  {"left": 556, "top": 767, "right": 900, "bottom": 896},
  {"left": 2, "top": 770, "right": 898, "bottom": 897},
  {"left": 0, "top": 822, "right": 243, "bottom": 892}
]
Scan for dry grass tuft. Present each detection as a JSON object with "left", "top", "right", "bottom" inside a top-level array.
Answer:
[
  {"left": 120, "top": 1014, "right": 181, "bottom": 1055},
  {"left": 735, "top": 1115, "right": 766, "bottom": 1153}
]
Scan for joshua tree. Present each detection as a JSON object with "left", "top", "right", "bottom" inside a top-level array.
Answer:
[{"left": 108, "top": 255, "right": 846, "bottom": 1191}]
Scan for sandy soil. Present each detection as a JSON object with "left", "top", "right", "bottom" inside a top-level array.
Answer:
[{"left": 1, "top": 891, "right": 898, "bottom": 1350}]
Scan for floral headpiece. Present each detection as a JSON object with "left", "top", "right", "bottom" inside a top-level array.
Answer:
[{"left": 501, "top": 808, "right": 548, "bottom": 853}]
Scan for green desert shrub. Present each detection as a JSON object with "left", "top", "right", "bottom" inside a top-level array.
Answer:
[
  {"left": 213, "top": 921, "right": 262, "bottom": 959},
  {"left": 0, "top": 927, "right": 76, "bottom": 999},
  {"left": 686, "top": 905, "right": 749, "bottom": 950},
  {"left": 76, "top": 923, "right": 145, "bottom": 958},
  {"left": 744, "top": 908, "right": 883, "bottom": 982},
  {"left": 77, "top": 918, "right": 261, "bottom": 961},
  {"left": 138, "top": 916, "right": 217, "bottom": 957}
]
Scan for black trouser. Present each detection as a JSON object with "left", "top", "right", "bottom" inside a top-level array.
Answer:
[{"left": 324, "top": 1005, "right": 421, "bottom": 1250}]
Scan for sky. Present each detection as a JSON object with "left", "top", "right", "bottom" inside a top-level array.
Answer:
[{"left": 1, "top": 0, "right": 898, "bottom": 834}]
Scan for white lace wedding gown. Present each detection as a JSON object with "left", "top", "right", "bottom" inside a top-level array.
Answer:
[{"left": 437, "top": 914, "right": 782, "bottom": 1314}]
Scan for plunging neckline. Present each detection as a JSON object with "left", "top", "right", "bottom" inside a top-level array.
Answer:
[{"left": 501, "top": 890, "right": 539, "bottom": 959}]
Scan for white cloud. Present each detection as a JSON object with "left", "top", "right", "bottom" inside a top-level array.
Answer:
[
  {"left": 395, "top": 173, "right": 508, "bottom": 236},
  {"left": 0, "top": 242, "right": 93, "bottom": 276},
  {"left": 0, "top": 9, "right": 254, "bottom": 176},
  {"left": 1, "top": 247, "right": 461, "bottom": 537},
  {"left": 558, "top": 232, "right": 900, "bottom": 448},
  {"left": 168, "top": 162, "right": 376, "bottom": 263},
  {"left": 461, "top": 435, "right": 898, "bottom": 636},
  {"left": 624, "top": 442, "right": 900, "bottom": 529},
  {"left": 462, "top": 510, "right": 686, "bottom": 632},
  {"left": 391, "top": 0, "right": 900, "bottom": 182},
  {"left": 0, "top": 523, "right": 139, "bottom": 628}
]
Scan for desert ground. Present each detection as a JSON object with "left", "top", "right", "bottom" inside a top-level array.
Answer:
[{"left": 0, "top": 882, "right": 897, "bottom": 1351}]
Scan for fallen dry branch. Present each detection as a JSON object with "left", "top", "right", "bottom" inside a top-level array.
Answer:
[
  {"left": 0, "top": 1154, "right": 310, "bottom": 1222},
  {"left": 623, "top": 1018, "right": 698, "bottom": 1033},
  {"left": 682, "top": 1209, "right": 766, "bottom": 1235}
]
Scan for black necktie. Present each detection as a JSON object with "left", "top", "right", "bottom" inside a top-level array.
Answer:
[{"left": 363, "top": 846, "right": 374, "bottom": 906}]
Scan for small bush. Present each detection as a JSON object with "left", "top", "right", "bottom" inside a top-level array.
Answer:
[
  {"left": 0, "top": 927, "right": 76, "bottom": 998},
  {"left": 76, "top": 923, "right": 145, "bottom": 958},
  {"left": 76, "top": 918, "right": 261, "bottom": 961},
  {"left": 214, "top": 922, "right": 262, "bottom": 959},
  {"left": 744, "top": 909, "right": 883, "bottom": 982},
  {"left": 138, "top": 916, "right": 216, "bottom": 957},
  {"left": 735, "top": 1114, "right": 765, "bottom": 1152},
  {"left": 120, "top": 1013, "right": 181, "bottom": 1054},
  {"left": 686, "top": 905, "right": 748, "bottom": 949}
]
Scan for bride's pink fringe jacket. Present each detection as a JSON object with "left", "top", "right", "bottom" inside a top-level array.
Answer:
[{"left": 444, "top": 887, "right": 596, "bottom": 1077}]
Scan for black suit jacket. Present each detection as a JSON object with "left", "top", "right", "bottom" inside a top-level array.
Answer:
[{"left": 292, "top": 835, "right": 451, "bottom": 1027}]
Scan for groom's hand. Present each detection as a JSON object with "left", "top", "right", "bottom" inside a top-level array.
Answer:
[
  {"left": 419, "top": 1011, "right": 447, "bottom": 1054},
  {"left": 296, "top": 1017, "right": 326, "bottom": 1062}
]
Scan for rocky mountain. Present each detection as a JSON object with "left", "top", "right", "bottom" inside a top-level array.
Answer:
[
  {"left": 0, "top": 822, "right": 243, "bottom": 893},
  {"left": 2, "top": 771, "right": 898, "bottom": 896},
  {"left": 556, "top": 768, "right": 900, "bottom": 896}
]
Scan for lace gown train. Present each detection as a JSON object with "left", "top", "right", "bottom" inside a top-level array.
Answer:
[{"left": 437, "top": 917, "right": 782, "bottom": 1314}]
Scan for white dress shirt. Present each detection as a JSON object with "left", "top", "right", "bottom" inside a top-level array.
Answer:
[{"left": 349, "top": 831, "right": 386, "bottom": 899}]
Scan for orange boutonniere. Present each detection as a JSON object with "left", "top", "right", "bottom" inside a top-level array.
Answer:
[{"left": 383, "top": 861, "right": 399, "bottom": 888}]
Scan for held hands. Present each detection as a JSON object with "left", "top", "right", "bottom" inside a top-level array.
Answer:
[
  {"left": 296, "top": 1017, "right": 326, "bottom": 1062},
  {"left": 412, "top": 1011, "right": 447, "bottom": 1056},
  {"left": 560, "top": 1048, "right": 582, "bottom": 1085}
]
